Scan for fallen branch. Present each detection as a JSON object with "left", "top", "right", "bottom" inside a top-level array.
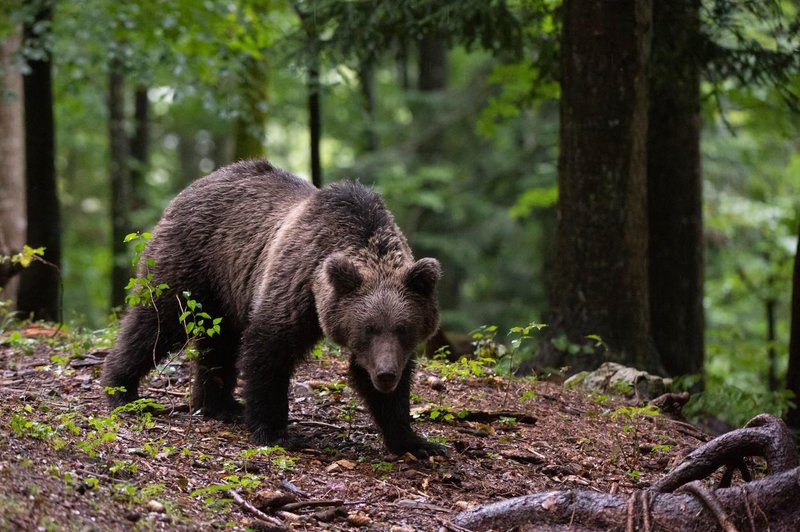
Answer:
[
  {"left": 226, "top": 489, "right": 284, "bottom": 528},
  {"left": 452, "top": 414, "right": 800, "bottom": 530},
  {"left": 651, "top": 413, "right": 798, "bottom": 492},
  {"left": 279, "top": 499, "right": 344, "bottom": 512}
]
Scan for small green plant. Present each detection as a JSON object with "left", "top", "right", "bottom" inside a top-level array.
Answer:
[
  {"left": 108, "top": 460, "right": 139, "bottom": 477},
  {"left": 310, "top": 339, "right": 341, "bottom": 361},
  {"left": 520, "top": 388, "right": 537, "bottom": 402},
  {"left": 319, "top": 380, "right": 347, "bottom": 395},
  {"left": 607, "top": 404, "right": 661, "bottom": 476},
  {"left": 371, "top": 460, "right": 394, "bottom": 477},
  {"left": 178, "top": 291, "right": 222, "bottom": 339},
  {"left": 429, "top": 406, "right": 455, "bottom": 422},
  {"left": 239, "top": 446, "right": 297, "bottom": 473},
  {"left": 112, "top": 397, "right": 163, "bottom": 430},
  {"left": 425, "top": 405, "right": 468, "bottom": 423},
  {"left": 103, "top": 385, "right": 128, "bottom": 397},
  {"left": 123, "top": 232, "right": 169, "bottom": 307},
  {"left": 339, "top": 398, "right": 359, "bottom": 439},
  {"left": 10, "top": 409, "right": 56, "bottom": 441},
  {"left": 2, "top": 244, "right": 46, "bottom": 268},
  {"left": 499, "top": 416, "right": 517, "bottom": 426}
]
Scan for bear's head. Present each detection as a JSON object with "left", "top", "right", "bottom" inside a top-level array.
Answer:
[{"left": 315, "top": 253, "right": 441, "bottom": 393}]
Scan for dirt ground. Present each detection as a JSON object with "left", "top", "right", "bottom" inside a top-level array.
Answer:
[{"left": 0, "top": 325, "right": 710, "bottom": 531}]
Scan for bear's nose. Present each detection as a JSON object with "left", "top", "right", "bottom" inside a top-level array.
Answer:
[{"left": 376, "top": 371, "right": 397, "bottom": 385}]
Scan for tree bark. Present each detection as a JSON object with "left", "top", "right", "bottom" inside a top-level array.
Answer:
[
  {"left": 539, "top": 0, "right": 657, "bottom": 372},
  {"left": 233, "top": 56, "right": 268, "bottom": 161},
  {"left": 108, "top": 61, "right": 133, "bottom": 309},
  {"left": 18, "top": 1, "right": 61, "bottom": 322},
  {"left": 647, "top": 0, "right": 704, "bottom": 378},
  {"left": 357, "top": 61, "right": 378, "bottom": 154},
  {"left": 0, "top": 31, "right": 26, "bottom": 299},
  {"left": 307, "top": 52, "right": 322, "bottom": 187},
  {"left": 415, "top": 35, "right": 448, "bottom": 163},
  {"left": 785, "top": 224, "right": 800, "bottom": 431},
  {"left": 129, "top": 85, "right": 149, "bottom": 212}
]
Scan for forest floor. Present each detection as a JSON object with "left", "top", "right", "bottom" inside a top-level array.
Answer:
[{"left": 0, "top": 324, "right": 713, "bottom": 531}]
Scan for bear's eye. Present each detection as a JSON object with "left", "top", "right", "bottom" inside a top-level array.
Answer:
[
  {"left": 365, "top": 325, "right": 378, "bottom": 335},
  {"left": 395, "top": 324, "right": 409, "bottom": 336}
]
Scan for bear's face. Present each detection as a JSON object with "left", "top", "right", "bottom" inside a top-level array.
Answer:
[{"left": 316, "top": 254, "right": 441, "bottom": 393}]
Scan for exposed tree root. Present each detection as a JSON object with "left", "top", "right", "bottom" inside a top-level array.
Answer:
[{"left": 452, "top": 414, "right": 800, "bottom": 531}]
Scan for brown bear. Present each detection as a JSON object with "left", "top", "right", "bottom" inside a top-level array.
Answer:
[{"left": 102, "top": 160, "right": 444, "bottom": 458}]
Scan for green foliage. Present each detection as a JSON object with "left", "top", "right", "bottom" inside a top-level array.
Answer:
[
  {"left": 338, "top": 398, "right": 359, "bottom": 440},
  {"left": 371, "top": 460, "right": 393, "bottom": 477},
  {"left": 123, "top": 232, "right": 168, "bottom": 308},
  {"left": 605, "top": 404, "right": 661, "bottom": 478},
  {"left": 0, "top": 244, "right": 46, "bottom": 268},
  {"left": 238, "top": 445, "right": 297, "bottom": 473},
  {"left": 178, "top": 291, "right": 222, "bottom": 339}
]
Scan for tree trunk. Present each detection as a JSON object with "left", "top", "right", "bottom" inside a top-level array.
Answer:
[
  {"left": 17, "top": 2, "right": 61, "bottom": 322},
  {"left": 0, "top": 31, "right": 26, "bottom": 300},
  {"left": 417, "top": 35, "right": 448, "bottom": 92},
  {"left": 233, "top": 57, "right": 268, "bottom": 161},
  {"left": 785, "top": 224, "right": 800, "bottom": 431},
  {"left": 647, "top": 0, "right": 704, "bottom": 378},
  {"left": 539, "top": 0, "right": 657, "bottom": 372},
  {"left": 129, "top": 85, "right": 149, "bottom": 212},
  {"left": 308, "top": 52, "right": 322, "bottom": 187},
  {"left": 109, "top": 61, "right": 133, "bottom": 309},
  {"left": 415, "top": 35, "right": 448, "bottom": 163},
  {"left": 357, "top": 61, "right": 378, "bottom": 154}
]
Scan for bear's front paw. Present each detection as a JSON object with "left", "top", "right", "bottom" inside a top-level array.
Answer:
[
  {"left": 389, "top": 437, "right": 448, "bottom": 459},
  {"left": 197, "top": 400, "right": 244, "bottom": 422},
  {"left": 250, "top": 427, "right": 307, "bottom": 451}
]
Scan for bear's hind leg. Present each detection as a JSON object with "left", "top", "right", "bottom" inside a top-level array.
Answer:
[
  {"left": 191, "top": 331, "right": 242, "bottom": 421},
  {"left": 102, "top": 301, "right": 183, "bottom": 407}
]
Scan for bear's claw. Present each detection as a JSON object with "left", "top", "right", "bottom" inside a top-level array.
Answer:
[{"left": 390, "top": 438, "right": 448, "bottom": 459}]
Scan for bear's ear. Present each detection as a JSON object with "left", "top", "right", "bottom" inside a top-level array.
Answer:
[
  {"left": 405, "top": 258, "right": 441, "bottom": 297},
  {"left": 326, "top": 254, "right": 363, "bottom": 296}
]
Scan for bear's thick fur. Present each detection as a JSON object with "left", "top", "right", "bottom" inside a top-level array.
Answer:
[{"left": 102, "top": 160, "right": 444, "bottom": 457}]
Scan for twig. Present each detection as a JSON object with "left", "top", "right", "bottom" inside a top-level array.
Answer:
[
  {"left": 625, "top": 492, "right": 635, "bottom": 532},
  {"left": 290, "top": 419, "right": 344, "bottom": 431},
  {"left": 280, "top": 479, "right": 307, "bottom": 497},
  {"left": 639, "top": 490, "right": 652, "bottom": 532},
  {"left": 279, "top": 499, "right": 343, "bottom": 512},
  {"left": 227, "top": 489, "right": 284, "bottom": 527},
  {"left": 440, "top": 519, "right": 473, "bottom": 532},
  {"left": 678, "top": 481, "right": 738, "bottom": 532}
]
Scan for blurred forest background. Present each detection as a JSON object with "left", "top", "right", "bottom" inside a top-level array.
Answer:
[{"left": 1, "top": 0, "right": 800, "bottom": 428}]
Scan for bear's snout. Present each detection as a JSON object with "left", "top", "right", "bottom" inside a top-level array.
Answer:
[{"left": 374, "top": 370, "right": 399, "bottom": 392}]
